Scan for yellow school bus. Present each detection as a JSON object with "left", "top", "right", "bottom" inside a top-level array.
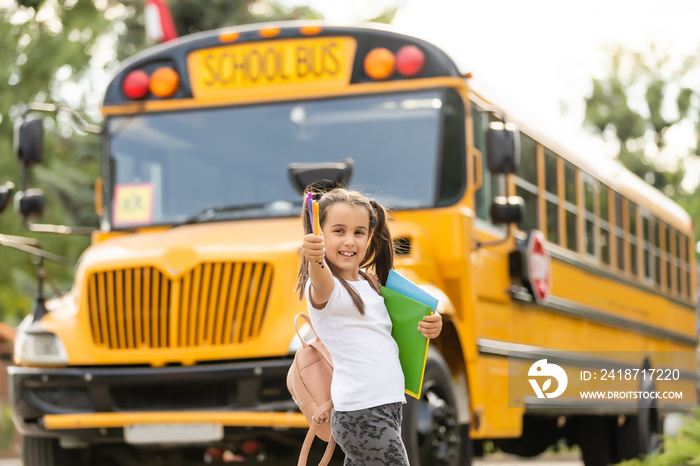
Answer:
[{"left": 7, "top": 21, "right": 697, "bottom": 466}]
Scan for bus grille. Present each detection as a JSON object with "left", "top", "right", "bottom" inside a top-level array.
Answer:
[{"left": 86, "top": 262, "right": 273, "bottom": 349}]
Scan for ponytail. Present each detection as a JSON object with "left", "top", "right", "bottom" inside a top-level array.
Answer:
[{"left": 361, "top": 199, "right": 393, "bottom": 286}]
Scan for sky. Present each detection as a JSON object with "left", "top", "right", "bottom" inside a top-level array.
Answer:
[{"left": 278, "top": 0, "right": 700, "bottom": 190}]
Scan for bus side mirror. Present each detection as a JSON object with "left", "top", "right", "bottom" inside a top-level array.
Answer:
[
  {"left": 288, "top": 158, "right": 354, "bottom": 195},
  {"left": 490, "top": 196, "right": 523, "bottom": 224},
  {"left": 486, "top": 123, "right": 519, "bottom": 174},
  {"left": 0, "top": 182, "right": 14, "bottom": 214},
  {"left": 14, "top": 189, "right": 45, "bottom": 218},
  {"left": 14, "top": 115, "right": 44, "bottom": 166}
]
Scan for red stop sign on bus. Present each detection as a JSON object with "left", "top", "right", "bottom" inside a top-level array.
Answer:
[{"left": 525, "top": 230, "right": 551, "bottom": 304}]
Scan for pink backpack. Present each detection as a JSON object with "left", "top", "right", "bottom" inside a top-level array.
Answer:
[{"left": 287, "top": 313, "right": 336, "bottom": 466}]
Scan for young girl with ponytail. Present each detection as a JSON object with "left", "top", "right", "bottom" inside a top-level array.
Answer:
[{"left": 295, "top": 188, "right": 442, "bottom": 466}]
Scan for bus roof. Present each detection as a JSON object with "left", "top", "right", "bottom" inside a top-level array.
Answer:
[
  {"left": 470, "top": 87, "right": 693, "bottom": 233},
  {"left": 103, "top": 21, "right": 462, "bottom": 106}
]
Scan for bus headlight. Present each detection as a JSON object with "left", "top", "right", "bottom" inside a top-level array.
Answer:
[{"left": 15, "top": 330, "right": 68, "bottom": 365}]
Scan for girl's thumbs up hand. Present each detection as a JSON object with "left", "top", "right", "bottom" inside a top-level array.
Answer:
[{"left": 302, "top": 233, "right": 325, "bottom": 264}]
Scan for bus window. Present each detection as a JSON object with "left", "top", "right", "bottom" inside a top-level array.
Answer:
[
  {"left": 673, "top": 228, "right": 681, "bottom": 294},
  {"left": 665, "top": 223, "right": 672, "bottom": 291},
  {"left": 437, "top": 89, "right": 466, "bottom": 206},
  {"left": 516, "top": 134, "right": 538, "bottom": 185},
  {"left": 515, "top": 134, "right": 538, "bottom": 232},
  {"left": 473, "top": 105, "right": 503, "bottom": 221},
  {"left": 629, "top": 202, "right": 637, "bottom": 277},
  {"left": 108, "top": 89, "right": 450, "bottom": 227},
  {"left": 564, "top": 161, "right": 577, "bottom": 252},
  {"left": 676, "top": 230, "right": 683, "bottom": 295},
  {"left": 599, "top": 185, "right": 610, "bottom": 265},
  {"left": 655, "top": 219, "right": 663, "bottom": 287},
  {"left": 544, "top": 149, "right": 559, "bottom": 244},
  {"left": 684, "top": 235, "right": 691, "bottom": 298},
  {"left": 642, "top": 211, "right": 652, "bottom": 281},
  {"left": 614, "top": 193, "right": 625, "bottom": 271},
  {"left": 583, "top": 175, "right": 595, "bottom": 257}
]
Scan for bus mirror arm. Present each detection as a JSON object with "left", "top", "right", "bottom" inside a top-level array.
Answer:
[
  {"left": 23, "top": 220, "right": 96, "bottom": 235},
  {"left": 13, "top": 103, "right": 100, "bottom": 236},
  {"left": 21, "top": 103, "right": 101, "bottom": 135},
  {"left": 475, "top": 223, "right": 514, "bottom": 249},
  {"left": 0, "top": 234, "right": 74, "bottom": 266},
  {"left": 13, "top": 188, "right": 95, "bottom": 235},
  {"left": 475, "top": 196, "right": 524, "bottom": 249}
]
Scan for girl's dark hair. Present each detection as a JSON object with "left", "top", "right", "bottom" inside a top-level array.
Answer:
[{"left": 295, "top": 188, "right": 394, "bottom": 314}]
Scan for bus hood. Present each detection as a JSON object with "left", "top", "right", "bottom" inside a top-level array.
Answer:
[
  {"left": 38, "top": 217, "right": 308, "bottom": 365},
  {"left": 80, "top": 218, "right": 302, "bottom": 269}
]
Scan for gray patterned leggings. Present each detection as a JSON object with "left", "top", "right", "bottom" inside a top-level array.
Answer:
[{"left": 330, "top": 402, "right": 410, "bottom": 466}]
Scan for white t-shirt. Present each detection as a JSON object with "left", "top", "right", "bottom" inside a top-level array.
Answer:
[{"left": 306, "top": 276, "right": 406, "bottom": 411}]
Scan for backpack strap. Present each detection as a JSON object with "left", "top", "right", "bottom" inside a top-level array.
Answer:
[
  {"left": 358, "top": 270, "right": 381, "bottom": 294},
  {"left": 294, "top": 314, "right": 333, "bottom": 367},
  {"left": 297, "top": 424, "right": 336, "bottom": 466},
  {"left": 294, "top": 313, "right": 315, "bottom": 346}
]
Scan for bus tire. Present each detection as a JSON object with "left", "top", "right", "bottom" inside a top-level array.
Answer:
[
  {"left": 614, "top": 413, "right": 660, "bottom": 462},
  {"left": 22, "top": 436, "right": 86, "bottom": 466},
  {"left": 577, "top": 416, "right": 615, "bottom": 466},
  {"left": 637, "top": 360, "right": 662, "bottom": 455},
  {"left": 401, "top": 347, "right": 467, "bottom": 466}
]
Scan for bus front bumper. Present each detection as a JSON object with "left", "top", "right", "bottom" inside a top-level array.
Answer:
[{"left": 8, "top": 358, "right": 305, "bottom": 440}]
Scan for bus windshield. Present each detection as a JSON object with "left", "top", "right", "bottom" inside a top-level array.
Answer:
[{"left": 107, "top": 89, "right": 446, "bottom": 228}]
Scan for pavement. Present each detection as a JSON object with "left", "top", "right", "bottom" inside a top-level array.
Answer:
[{"left": 0, "top": 454, "right": 584, "bottom": 466}]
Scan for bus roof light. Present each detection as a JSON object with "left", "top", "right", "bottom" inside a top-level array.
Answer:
[
  {"left": 300, "top": 25, "right": 322, "bottom": 36},
  {"left": 218, "top": 30, "right": 240, "bottom": 43},
  {"left": 259, "top": 26, "right": 281, "bottom": 38},
  {"left": 149, "top": 67, "right": 179, "bottom": 98},
  {"left": 364, "top": 47, "right": 395, "bottom": 80},
  {"left": 396, "top": 45, "right": 425, "bottom": 77},
  {"left": 122, "top": 70, "right": 150, "bottom": 100}
]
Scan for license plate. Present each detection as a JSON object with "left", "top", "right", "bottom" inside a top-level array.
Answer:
[
  {"left": 188, "top": 36, "right": 356, "bottom": 99},
  {"left": 124, "top": 423, "right": 223, "bottom": 445}
]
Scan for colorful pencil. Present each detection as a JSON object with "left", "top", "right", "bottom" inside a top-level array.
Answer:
[{"left": 305, "top": 194, "right": 324, "bottom": 268}]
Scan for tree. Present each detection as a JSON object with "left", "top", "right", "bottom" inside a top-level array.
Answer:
[
  {"left": 0, "top": 0, "right": 111, "bottom": 323},
  {"left": 584, "top": 44, "right": 700, "bottom": 260},
  {"left": 0, "top": 0, "right": 399, "bottom": 323}
]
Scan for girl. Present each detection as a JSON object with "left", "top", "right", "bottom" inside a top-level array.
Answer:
[{"left": 295, "top": 188, "right": 442, "bottom": 466}]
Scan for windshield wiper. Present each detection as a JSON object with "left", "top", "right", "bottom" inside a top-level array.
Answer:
[{"left": 171, "top": 201, "right": 300, "bottom": 228}]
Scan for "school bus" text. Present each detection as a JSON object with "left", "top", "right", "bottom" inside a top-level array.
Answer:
[{"left": 201, "top": 40, "right": 343, "bottom": 87}]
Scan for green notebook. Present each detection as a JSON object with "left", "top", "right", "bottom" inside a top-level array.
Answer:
[{"left": 380, "top": 286, "right": 432, "bottom": 399}]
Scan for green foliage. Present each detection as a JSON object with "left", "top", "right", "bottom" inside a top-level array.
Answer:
[
  {"left": 369, "top": 7, "right": 398, "bottom": 24},
  {"left": 584, "top": 45, "right": 700, "bottom": 260},
  {"left": 115, "top": 0, "right": 324, "bottom": 60},
  {"left": 0, "top": 403, "right": 16, "bottom": 453},
  {"left": 0, "top": 0, "right": 109, "bottom": 323},
  {"left": 618, "top": 409, "right": 700, "bottom": 466}
]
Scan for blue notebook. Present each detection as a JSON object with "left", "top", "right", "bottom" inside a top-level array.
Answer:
[{"left": 385, "top": 270, "right": 438, "bottom": 313}]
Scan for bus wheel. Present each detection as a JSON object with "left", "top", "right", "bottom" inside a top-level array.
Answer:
[
  {"left": 636, "top": 361, "right": 662, "bottom": 456},
  {"left": 402, "top": 348, "right": 466, "bottom": 466},
  {"left": 615, "top": 412, "right": 660, "bottom": 462},
  {"left": 577, "top": 416, "right": 615, "bottom": 466},
  {"left": 22, "top": 436, "right": 87, "bottom": 466},
  {"left": 638, "top": 403, "right": 661, "bottom": 454}
]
